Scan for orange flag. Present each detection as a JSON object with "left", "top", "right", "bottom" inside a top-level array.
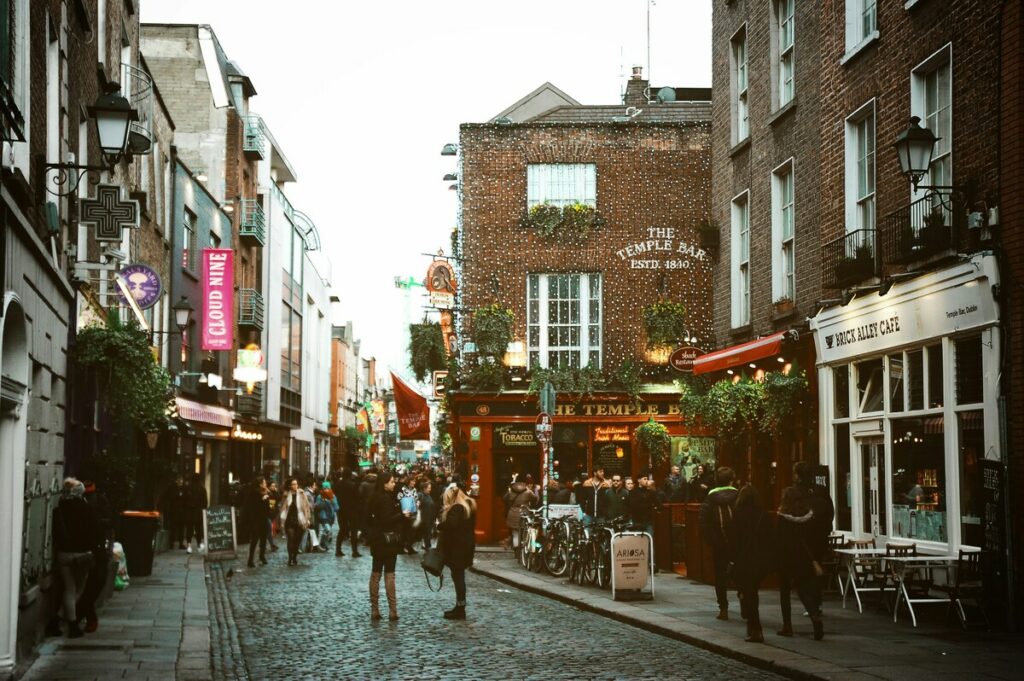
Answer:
[{"left": 391, "top": 372, "right": 430, "bottom": 440}]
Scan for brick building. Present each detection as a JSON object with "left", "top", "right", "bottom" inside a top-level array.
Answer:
[
  {"left": 449, "top": 74, "right": 715, "bottom": 544},
  {"left": 713, "top": 0, "right": 1022, "bottom": 623}
]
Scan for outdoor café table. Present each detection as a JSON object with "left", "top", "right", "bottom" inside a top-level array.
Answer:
[
  {"left": 887, "top": 554, "right": 959, "bottom": 627},
  {"left": 835, "top": 547, "right": 889, "bottom": 613}
]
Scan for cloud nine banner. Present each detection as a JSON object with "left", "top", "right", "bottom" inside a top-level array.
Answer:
[{"left": 202, "top": 249, "right": 234, "bottom": 351}]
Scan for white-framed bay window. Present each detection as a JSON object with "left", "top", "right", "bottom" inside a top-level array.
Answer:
[
  {"left": 911, "top": 44, "right": 952, "bottom": 204},
  {"left": 527, "top": 272, "right": 601, "bottom": 369},
  {"left": 771, "top": 160, "right": 795, "bottom": 301},
  {"left": 730, "top": 191, "right": 751, "bottom": 328},
  {"left": 527, "top": 163, "right": 596, "bottom": 208},
  {"left": 844, "top": 100, "right": 876, "bottom": 235},
  {"left": 730, "top": 24, "right": 749, "bottom": 144},
  {"left": 772, "top": 0, "right": 795, "bottom": 109}
]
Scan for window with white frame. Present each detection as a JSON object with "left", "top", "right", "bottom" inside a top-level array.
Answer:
[
  {"left": 526, "top": 163, "right": 596, "bottom": 208},
  {"left": 845, "top": 0, "right": 877, "bottom": 52},
  {"left": 773, "top": 0, "right": 795, "bottom": 108},
  {"left": 731, "top": 193, "right": 751, "bottom": 327},
  {"left": 731, "top": 26, "right": 749, "bottom": 144},
  {"left": 912, "top": 45, "right": 952, "bottom": 201},
  {"left": 772, "top": 161, "right": 795, "bottom": 301},
  {"left": 845, "top": 102, "right": 876, "bottom": 234},
  {"left": 527, "top": 273, "right": 601, "bottom": 370}
]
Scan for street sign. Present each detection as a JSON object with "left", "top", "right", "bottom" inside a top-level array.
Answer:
[
  {"left": 535, "top": 412, "right": 552, "bottom": 443},
  {"left": 669, "top": 346, "right": 703, "bottom": 373}
]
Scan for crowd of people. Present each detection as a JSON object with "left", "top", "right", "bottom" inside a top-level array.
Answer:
[{"left": 237, "top": 463, "right": 476, "bottom": 621}]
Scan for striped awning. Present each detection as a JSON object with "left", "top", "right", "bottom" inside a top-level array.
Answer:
[{"left": 175, "top": 397, "right": 233, "bottom": 427}]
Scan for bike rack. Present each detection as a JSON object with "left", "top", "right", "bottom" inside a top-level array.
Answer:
[{"left": 610, "top": 531, "right": 655, "bottom": 601}]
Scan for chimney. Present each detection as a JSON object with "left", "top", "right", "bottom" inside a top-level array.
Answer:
[{"left": 624, "top": 64, "right": 648, "bottom": 107}]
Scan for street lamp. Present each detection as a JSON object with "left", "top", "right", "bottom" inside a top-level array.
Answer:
[
  {"left": 892, "top": 116, "right": 938, "bottom": 191},
  {"left": 172, "top": 297, "right": 194, "bottom": 332},
  {"left": 87, "top": 87, "right": 139, "bottom": 165}
]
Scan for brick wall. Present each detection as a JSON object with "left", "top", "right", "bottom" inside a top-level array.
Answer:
[{"left": 458, "top": 121, "right": 713, "bottom": 372}]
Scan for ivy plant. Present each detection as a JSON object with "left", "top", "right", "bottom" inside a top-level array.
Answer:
[
  {"left": 471, "top": 304, "right": 514, "bottom": 357},
  {"left": 527, "top": 364, "right": 607, "bottom": 399},
  {"left": 635, "top": 418, "right": 671, "bottom": 468},
  {"left": 760, "top": 366, "right": 809, "bottom": 433},
  {"left": 643, "top": 301, "right": 688, "bottom": 348},
  {"left": 522, "top": 202, "right": 602, "bottom": 241},
  {"left": 408, "top": 322, "right": 446, "bottom": 382}
]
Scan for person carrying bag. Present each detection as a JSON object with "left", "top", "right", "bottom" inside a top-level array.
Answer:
[
  {"left": 436, "top": 484, "right": 477, "bottom": 621},
  {"left": 366, "top": 473, "right": 404, "bottom": 621},
  {"left": 52, "top": 478, "right": 100, "bottom": 638}
]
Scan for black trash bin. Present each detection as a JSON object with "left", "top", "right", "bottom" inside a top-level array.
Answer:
[{"left": 120, "top": 511, "right": 161, "bottom": 577}]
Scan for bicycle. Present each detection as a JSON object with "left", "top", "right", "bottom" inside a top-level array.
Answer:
[
  {"left": 517, "top": 508, "right": 546, "bottom": 573},
  {"left": 543, "top": 516, "right": 571, "bottom": 576},
  {"left": 593, "top": 515, "right": 634, "bottom": 589}
]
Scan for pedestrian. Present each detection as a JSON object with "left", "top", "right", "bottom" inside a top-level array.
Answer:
[
  {"left": 689, "top": 464, "right": 714, "bottom": 503},
  {"left": 661, "top": 464, "right": 686, "bottom": 502},
  {"left": 336, "top": 469, "right": 362, "bottom": 557},
  {"left": 602, "top": 474, "right": 629, "bottom": 521},
  {"left": 578, "top": 467, "right": 609, "bottom": 524},
  {"left": 503, "top": 478, "right": 537, "bottom": 547},
  {"left": 244, "top": 477, "right": 271, "bottom": 568},
  {"left": 791, "top": 461, "right": 835, "bottom": 639},
  {"left": 439, "top": 484, "right": 477, "bottom": 620},
  {"left": 359, "top": 468, "right": 378, "bottom": 548},
  {"left": 627, "top": 471, "right": 661, "bottom": 535},
  {"left": 550, "top": 478, "right": 572, "bottom": 504},
  {"left": 266, "top": 481, "right": 280, "bottom": 552},
  {"left": 183, "top": 474, "right": 207, "bottom": 554},
  {"left": 775, "top": 485, "right": 821, "bottom": 639},
  {"left": 367, "top": 472, "right": 404, "bottom": 621},
  {"left": 419, "top": 480, "right": 437, "bottom": 551},
  {"left": 699, "top": 466, "right": 739, "bottom": 620},
  {"left": 727, "top": 485, "right": 775, "bottom": 643},
  {"left": 161, "top": 476, "right": 187, "bottom": 549},
  {"left": 76, "top": 479, "right": 110, "bottom": 633},
  {"left": 315, "top": 482, "right": 338, "bottom": 551},
  {"left": 399, "top": 476, "right": 420, "bottom": 554},
  {"left": 279, "top": 478, "right": 312, "bottom": 566},
  {"left": 52, "top": 478, "right": 99, "bottom": 638}
]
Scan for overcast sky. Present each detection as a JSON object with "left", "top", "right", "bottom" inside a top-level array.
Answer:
[{"left": 141, "top": 0, "right": 712, "bottom": 383}]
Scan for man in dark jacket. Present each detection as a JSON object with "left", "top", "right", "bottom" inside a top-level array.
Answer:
[
  {"left": 660, "top": 465, "right": 686, "bottom": 503},
  {"left": 627, "top": 471, "right": 660, "bottom": 535},
  {"left": 244, "top": 477, "right": 271, "bottom": 568},
  {"left": 699, "top": 466, "right": 739, "bottom": 620},
  {"left": 358, "top": 470, "right": 378, "bottom": 548},
  {"left": 602, "top": 474, "right": 629, "bottom": 521},
  {"left": 336, "top": 469, "right": 363, "bottom": 557},
  {"left": 161, "top": 477, "right": 187, "bottom": 549},
  {"left": 184, "top": 475, "right": 208, "bottom": 554}
]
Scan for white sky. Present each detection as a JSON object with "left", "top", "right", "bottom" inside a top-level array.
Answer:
[{"left": 141, "top": 0, "right": 712, "bottom": 381}]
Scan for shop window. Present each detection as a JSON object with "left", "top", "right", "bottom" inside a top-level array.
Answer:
[
  {"left": 833, "top": 364, "right": 850, "bottom": 418},
  {"left": 927, "top": 343, "right": 944, "bottom": 408},
  {"left": 856, "top": 358, "right": 883, "bottom": 414},
  {"left": 860, "top": 439, "right": 886, "bottom": 536},
  {"left": 888, "top": 353, "right": 904, "bottom": 412},
  {"left": 958, "top": 410, "right": 984, "bottom": 547},
  {"left": 907, "top": 349, "right": 924, "bottom": 410},
  {"left": 891, "top": 417, "right": 947, "bottom": 542},
  {"left": 955, "top": 335, "right": 983, "bottom": 405},
  {"left": 835, "top": 424, "right": 852, "bottom": 532}
]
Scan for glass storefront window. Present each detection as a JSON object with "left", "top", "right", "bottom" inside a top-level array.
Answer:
[
  {"left": 834, "top": 364, "right": 850, "bottom": 418},
  {"left": 927, "top": 344, "right": 944, "bottom": 408},
  {"left": 958, "top": 410, "right": 984, "bottom": 547},
  {"left": 860, "top": 439, "right": 886, "bottom": 536},
  {"left": 907, "top": 349, "right": 924, "bottom": 410},
  {"left": 889, "top": 353, "right": 904, "bottom": 412},
  {"left": 835, "top": 424, "right": 852, "bottom": 531},
  {"left": 955, "top": 335, "right": 983, "bottom": 405},
  {"left": 891, "top": 417, "right": 947, "bottom": 542},
  {"left": 856, "top": 358, "right": 884, "bottom": 414}
]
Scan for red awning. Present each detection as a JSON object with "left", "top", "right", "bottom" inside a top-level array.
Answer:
[{"left": 693, "top": 331, "right": 789, "bottom": 375}]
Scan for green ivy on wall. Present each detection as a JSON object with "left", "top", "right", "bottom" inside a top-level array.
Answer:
[{"left": 408, "top": 322, "right": 446, "bottom": 382}]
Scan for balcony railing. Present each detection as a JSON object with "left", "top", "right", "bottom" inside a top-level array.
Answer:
[
  {"left": 243, "top": 115, "right": 265, "bottom": 159},
  {"left": 238, "top": 288, "right": 264, "bottom": 330},
  {"left": 881, "top": 191, "right": 967, "bottom": 265},
  {"left": 122, "top": 64, "right": 153, "bottom": 156},
  {"left": 239, "top": 199, "right": 266, "bottom": 246},
  {"left": 822, "top": 228, "right": 877, "bottom": 289},
  {"left": 236, "top": 383, "right": 264, "bottom": 418}
]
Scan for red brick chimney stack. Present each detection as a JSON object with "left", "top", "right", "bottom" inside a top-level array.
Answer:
[{"left": 624, "top": 65, "right": 648, "bottom": 107}]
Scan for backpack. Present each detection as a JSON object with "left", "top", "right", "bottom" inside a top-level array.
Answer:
[{"left": 805, "top": 485, "right": 835, "bottom": 534}]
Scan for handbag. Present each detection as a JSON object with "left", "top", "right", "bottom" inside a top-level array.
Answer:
[
  {"left": 380, "top": 531, "right": 403, "bottom": 549},
  {"left": 421, "top": 545, "right": 445, "bottom": 592}
]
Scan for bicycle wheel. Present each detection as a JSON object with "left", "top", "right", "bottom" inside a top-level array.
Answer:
[
  {"left": 544, "top": 531, "right": 568, "bottom": 576},
  {"left": 595, "top": 543, "right": 612, "bottom": 589},
  {"left": 529, "top": 529, "right": 546, "bottom": 573},
  {"left": 517, "top": 527, "right": 529, "bottom": 568},
  {"left": 581, "top": 541, "right": 598, "bottom": 584}
]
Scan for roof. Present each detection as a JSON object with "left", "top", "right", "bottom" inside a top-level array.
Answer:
[
  {"left": 492, "top": 82, "right": 580, "bottom": 123},
  {"left": 225, "top": 60, "right": 257, "bottom": 98},
  {"left": 527, "top": 102, "right": 712, "bottom": 124}
]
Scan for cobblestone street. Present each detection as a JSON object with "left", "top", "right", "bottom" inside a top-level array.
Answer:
[{"left": 212, "top": 547, "right": 784, "bottom": 681}]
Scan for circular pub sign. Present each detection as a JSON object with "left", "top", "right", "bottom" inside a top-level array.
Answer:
[
  {"left": 117, "top": 263, "right": 162, "bottom": 309},
  {"left": 669, "top": 346, "right": 703, "bottom": 373}
]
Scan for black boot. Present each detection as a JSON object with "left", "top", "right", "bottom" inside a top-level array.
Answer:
[
  {"left": 67, "top": 621, "right": 84, "bottom": 639},
  {"left": 443, "top": 603, "right": 466, "bottom": 620}
]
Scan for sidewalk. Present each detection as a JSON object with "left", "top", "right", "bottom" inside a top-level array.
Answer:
[
  {"left": 19, "top": 552, "right": 212, "bottom": 681},
  {"left": 472, "top": 551, "right": 1023, "bottom": 681}
]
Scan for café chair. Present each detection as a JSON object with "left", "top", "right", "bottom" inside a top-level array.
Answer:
[
  {"left": 933, "top": 549, "right": 989, "bottom": 630},
  {"left": 822, "top": 533, "right": 845, "bottom": 594},
  {"left": 844, "top": 538, "right": 887, "bottom": 612},
  {"left": 886, "top": 541, "right": 935, "bottom": 614}
]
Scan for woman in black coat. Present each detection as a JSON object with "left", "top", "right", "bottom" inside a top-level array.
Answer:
[
  {"left": 52, "top": 478, "right": 100, "bottom": 638},
  {"left": 777, "top": 485, "right": 824, "bottom": 639},
  {"left": 727, "top": 485, "right": 775, "bottom": 643},
  {"left": 366, "top": 473, "right": 404, "bottom": 621},
  {"left": 438, "top": 484, "right": 477, "bottom": 620}
]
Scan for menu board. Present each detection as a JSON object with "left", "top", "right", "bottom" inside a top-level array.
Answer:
[
  {"left": 593, "top": 442, "right": 631, "bottom": 477},
  {"left": 981, "top": 460, "right": 1004, "bottom": 552},
  {"left": 203, "top": 505, "right": 237, "bottom": 559}
]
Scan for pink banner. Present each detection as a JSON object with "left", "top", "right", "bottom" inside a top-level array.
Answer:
[{"left": 202, "top": 248, "right": 234, "bottom": 351}]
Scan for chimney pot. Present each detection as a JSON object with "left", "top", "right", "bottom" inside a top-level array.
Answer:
[{"left": 631, "top": 65, "right": 643, "bottom": 80}]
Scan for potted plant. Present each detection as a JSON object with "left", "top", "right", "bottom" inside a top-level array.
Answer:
[
  {"left": 642, "top": 301, "right": 688, "bottom": 348},
  {"left": 408, "top": 322, "right": 446, "bottom": 382},
  {"left": 635, "top": 418, "right": 671, "bottom": 469},
  {"left": 697, "top": 218, "right": 719, "bottom": 250},
  {"left": 471, "top": 304, "right": 514, "bottom": 357},
  {"left": 921, "top": 207, "right": 951, "bottom": 252},
  {"left": 522, "top": 202, "right": 601, "bottom": 241},
  {"left": 772, "top": 296, "right": 795, "bottom": 315}
]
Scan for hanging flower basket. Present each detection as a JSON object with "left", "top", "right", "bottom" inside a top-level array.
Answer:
[
  {"left": 643, "top": 301, "right": 688, "bottom": 348},
  {"left": 522, "top": 202, "right": 602, "bottom": 241},
  {"left": 635, "top": 418, "right": 671, "bottom": 468},
  {"left": 408, "top": 322, "right": 446, "bottom": 382}
]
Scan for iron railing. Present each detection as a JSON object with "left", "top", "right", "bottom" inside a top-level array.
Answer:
[
  {"left": 239, "top": 199, "right": 266, "bottom": 246},
  {"left": 236, "top": 383, "right": 264, "bottom": 417},
  {"left": 822, "top": 228, "right": 877, "bottom": 289},
  {"left": 881, "top": 191, "right": 966, "bottom": 265},
  {"left": 238, "top": 288, "right": 264, "bottom": 330},
  {"left": 243, "top": 115, "right": 265, "bottom": 159},
  {"left": 122, "top": 64, "right": 153, "bottom": 155}
]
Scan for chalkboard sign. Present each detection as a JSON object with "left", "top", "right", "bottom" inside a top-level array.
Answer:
[
  {"left": 203, "top": 505, "right": 237, "bottom": 559},
  {"left": 593, "top": 442, "right": 631, "bottom": 477}
]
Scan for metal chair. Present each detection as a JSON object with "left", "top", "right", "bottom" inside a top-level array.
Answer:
[
  {"left": 843, "top": 538, "right": 888, "bottom": 612},
  {"left": 822, "top": 533, "right": 846, "bottom": 594},
  {"left": 934, "top": 549, "right": 989, "bottom": 629}
]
